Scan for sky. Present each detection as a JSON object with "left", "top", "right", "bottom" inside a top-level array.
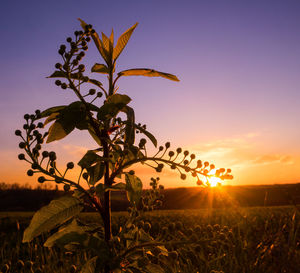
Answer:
[{"left": 0, "top": 0, "right": 300, "bottom": 188}]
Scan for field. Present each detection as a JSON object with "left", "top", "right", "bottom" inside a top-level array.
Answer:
[{"left": 1, "top": 206, "right": 300, "bottom": 273}]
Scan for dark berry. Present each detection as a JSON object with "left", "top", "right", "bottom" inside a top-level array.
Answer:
[
  {"left": 61, "top": 83, "right": 67, "bottom": 89},
  {"left": 78, "top": 64, "right": 85, "bottom": 72},
  {"left": 55, "top": 80, "right": 61, "bottom": 86},
  {"left": 49, "top": 168, "right": 55, "bottom": 174},
  {"left": 49, "top": 151, "right": 56, "bottom": 161},
  {"left": 64, "top": 184, "right": 70, "bottom": 192},
  {"left": 67, "top": 162, "right": 74, "bottom": 169},
  {"left": 15, "top": 130, "right": 22, "bottom": 136},
  {"left": 38, "top": 176, "right": 46, "bottom": 183},
  {"left": 86, "top": 37, "right": 91, "bottom": 42},
  {"left": 31, "top": 163, "right": 39, "bottom": 169},
  {"left": 55, "top": 63, "right": 62, "bottom": 69},
  {"left": 19, "top": 142, "right": 26, "bottom": 149},
  {"left": 97, "top": 92, "right": 102, "bottom": 97},
  {"left": 18, "top": 154, "right": 25, "bottom": 160},
  {"left": 89, "top": 89, "right": 96, "bottom": 95},
  {"left": 27, "top": 170, "right": 34, "bottom": 176},
  {"left": 66, "top": 37, "right": 72, "bottom": 43},
  {"left": 24, "top": 114, "right": 30, "bottom": 120},
  {"left": 23, "top": 124, "right": 29, "bottom": 130},
  {"left": 37, "top": 122, "right": 44, "bottom": 128},
  {"left": 165, "top": 142, "right": 170, "bottom": 148}
]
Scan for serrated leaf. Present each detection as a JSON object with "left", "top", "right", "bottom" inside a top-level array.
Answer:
[
  {"left": 91, "top": 63, "right": 110, "bottom": 74},
  {"left": 113, "top": 23, "right": 138, "bottom": 61},
  {"left": 78, "top": 150, "right": 102, "bottom": 169},
  {"left": 125, "top": 174, "right": 143, "bottom": 205},
  {"left": 110, "top": 182, "right": 126, "bottom": 191},
  {"left": 23, "top": 196, "right": 83, "bottom": 242},
  {"left": 44, "top": 112, "right": 60, "bottom": 126},
  {"left": 123, "top": 106, "right": 135, "bottom": 146},
  {"left": 44, "top": 219, "right": 87, "bottom": 248},
  {"left": 87, "top": 162, "right": 105, "bottom": 185},
  {"left": 118, "top": 68, "right": 179, "bottom": 82},
  {"left": 46, "top": 120, "right": 75, "bottom": 143},
  {"left": 107, "top": 94, "right": 132, "bottom": 105},
  {"left": 41, "top": 105, "right": 66, "bottom": 118}
]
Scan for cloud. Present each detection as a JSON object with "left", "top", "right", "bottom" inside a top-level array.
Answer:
[{"left": 251, "top": 154, "right": 293, "bottom": 166}]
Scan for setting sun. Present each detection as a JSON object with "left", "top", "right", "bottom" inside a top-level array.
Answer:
[{"left": 208, "top": 176, "right": 223, "bottom": 187}]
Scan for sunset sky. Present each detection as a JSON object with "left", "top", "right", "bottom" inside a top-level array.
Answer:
[{"left": 1, "top": 0, "right": 300, "bottom": 188}]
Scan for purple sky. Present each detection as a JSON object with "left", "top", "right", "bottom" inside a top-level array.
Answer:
[{"left": 1, "top": 0, "right": 300, "bottom": 188}]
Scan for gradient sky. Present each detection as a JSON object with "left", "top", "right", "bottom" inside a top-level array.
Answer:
[{"left": 1, "top": 0, "right": 300, "bottom": 188}]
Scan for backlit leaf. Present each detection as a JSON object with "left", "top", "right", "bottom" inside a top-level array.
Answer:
[
  {"left": 87, "top": 162, "right": 105, "bottom": 185},
  {"left": 118, "top": 68, "right": 179, "bottom": 82},
  {"left": 107, "top": 94, "right": 131, "bottom": 105},
  {"left": 113, "top": 23, "right": 138, "bottom": 61},
  {"left": 41, "top": 105, "right": 66, "bottom": 118},
  {"left": 23, "top": 196, "right": 83, "bottom": 242},
  {"left": 46, "top": 120, "right": 75, "bottom": 143},
  {"left": 44, "top": 112, "right": 60, "bottom": 126},
  {"left": 78, "top": 150, "right": 102, "bottom": 169},
  {"left": 125, "top": 173, "right": 143, "bottom": 205},
  {"left": 80, "top": 256, "right": 98, "bottom": 273},
  {"left": 91, "top": 63, "right": 110, "bottom": 74}
]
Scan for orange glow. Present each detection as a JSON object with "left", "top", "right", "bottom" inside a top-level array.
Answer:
[{"left": 207, "top": 176, "right": 223, "bottom": 187}]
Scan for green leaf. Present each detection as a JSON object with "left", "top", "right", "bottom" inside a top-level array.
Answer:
[
  {"left": 125, "top": 174, "right": 143, "bottom": 205},
  {"left": 23, "top": 196, "right": 83, "bottom": 242},
  {"left": 107, "top": 94, "right": 132, "bottom": 105},
  {"left": 44, "top": 219, "right": 88, "bottom": 248},
  {"left": 110, "top": 182, "right": 126, "bottom": 191},
  {"left": 78, "top": 150, "right": 102, "bottom": 169},
  {"left": 80, "top": 256, "right": 98, "bottom": 273},
  {"left": 46, "top": 120, "right": 75, "bottom": 143},
  {"left": 118, "top": 68, "right": 179, "bottom": 82},
  {"left": 41, "top": 105, "right": 66, "bottom": 118},
  {"left": 97, "top": 102, "right": 125, "bottom": 121},
  {"left": 87, "top": 162, "right": 105, "bottom": 185},
  {"left": 113, "top": 23, "right": 138, "bottom": 61},
  {"left": 91, "top": 63, "right": 110, "bottom": 74},
  {"left": 44, "top": 112, "right": 60, "bottom": 126},
  {"left": 123, "top": 106, "right": 135, "bottom": 146}
]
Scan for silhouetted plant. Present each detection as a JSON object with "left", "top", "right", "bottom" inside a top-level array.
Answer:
[{"left": 15, "top": 19, "right": 233, "bottom": 272}]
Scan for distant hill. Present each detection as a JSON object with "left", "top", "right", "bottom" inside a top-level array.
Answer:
[{"left": 1, "top": 182, "right": 300, "bottom": 211}]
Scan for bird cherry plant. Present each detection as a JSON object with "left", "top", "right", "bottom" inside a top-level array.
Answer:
[{"left": 15, "top": 19, "right": 233, "bottom": 272}]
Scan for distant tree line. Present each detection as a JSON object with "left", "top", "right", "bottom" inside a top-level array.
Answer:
[{"left": 0, "top": 182, "right": 300, "bottom": 211}]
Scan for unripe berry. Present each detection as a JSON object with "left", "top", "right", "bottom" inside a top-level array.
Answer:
[
  {"left": 183, "top": 159, "right": 189, "bottom": 165},
  {"left": 27, "top": 170, "right": 34, "bottom": 176},
  {"left": 190, "top": 153, "right": 195, "bottom": 159},
  {"left": 78, "top": 64, "right": 85, "bottom": 72},
  {"left": 159, "top": 146, "right": 164, "bottom": 151},
  {"left": 168, "top": 151, "right": 174, "bottom": 157},
  {"left": 180, "top": 173, "right": 186, "bottom": 180},
  {"left": 204, "top": 161, "right": 209, "bottom": 167},
  {"left": 184, "top": 150, "right": 189, "bottom": 156},
  {"left": 37, "top": 122, "right": 44, "bottom": 128},
  {"left": 18, "top": 153, "right": 25, "bottom": 160},
  {"left": 67, "top": 162, "right": 74, "bottom": 169},
  {"left": 19, "top": 142, "right": 26, "bottom": 149},
  {"left": 55, "top": 80, "right": 61, "bottom": 86},
  {"left": 55, "top": 63, "right": 62, "bottom": 69},
  {"left": 31, "top": 162, "right": 39, "bottom": 169},
  {"left": 129, "top": 170, "right": 135, "bottom": 175},
  {"left": 15, "top": 129, "right": 22, "bottom": 136},
  {"left": 64, "top": 184, "right": 70, "bottom": 192},
  {"left": 197, "top": 179, "right": 203, "bottom": 185},
  {"left": 38, "top": 176, "right": 46, "bottom": 183},
  {"left": 165, "top": 142, "right": 170, "bottom": 148},
  {"left": 89, "top": 89, "right": 96, "bottom": 95},
  {"left": 49, "top": 151, "right": 56, "bottom": 161}
]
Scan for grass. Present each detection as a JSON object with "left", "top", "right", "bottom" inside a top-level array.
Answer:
[{"left": 1, "top": 206, "right": 299, "bottom": 272}]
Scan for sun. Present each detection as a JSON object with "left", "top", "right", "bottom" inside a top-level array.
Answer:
[{"left": 207, "top": 176, "right": 223, "bottom": 187}]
